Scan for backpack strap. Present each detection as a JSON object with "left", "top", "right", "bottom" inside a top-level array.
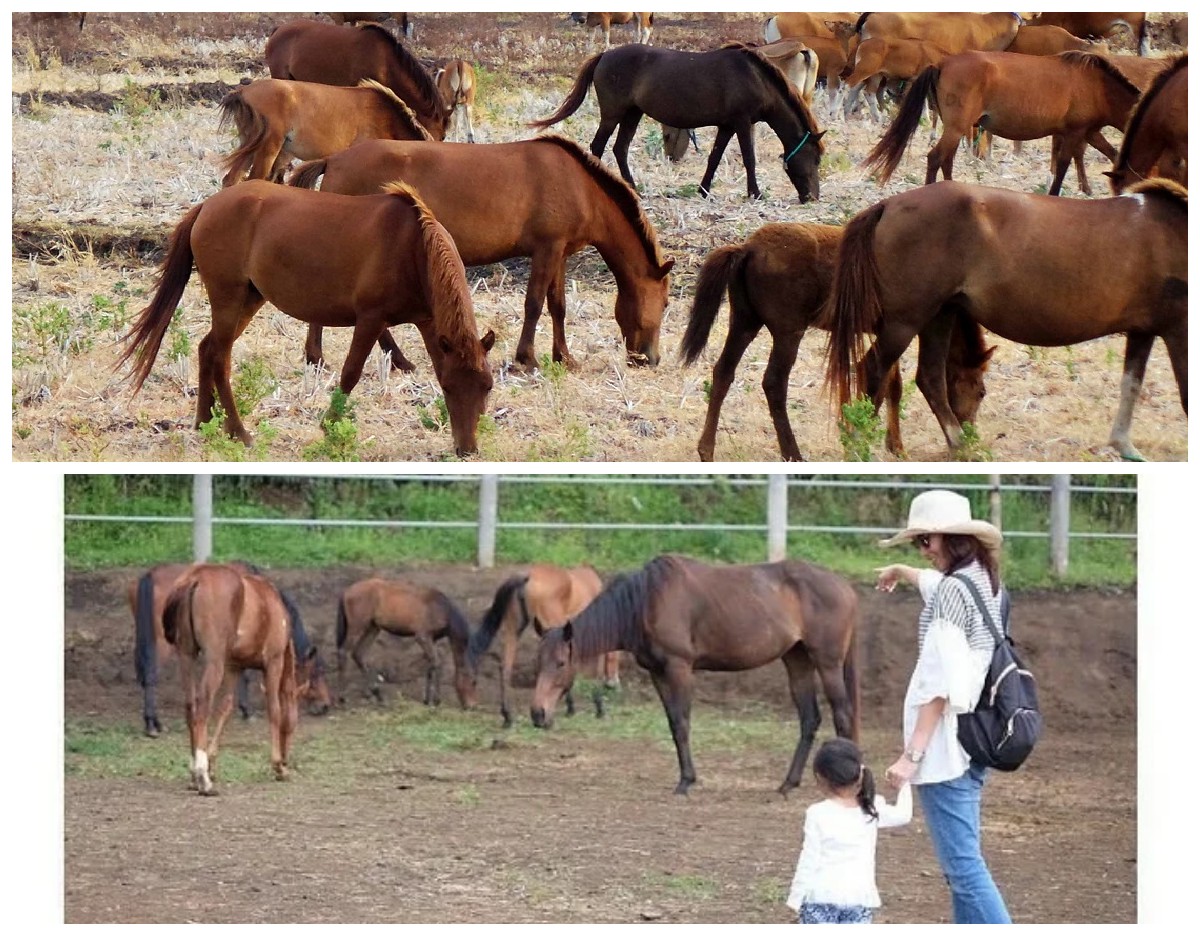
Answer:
[{"left": 947, "top": 573, "right": 1008, "bottom": 644}]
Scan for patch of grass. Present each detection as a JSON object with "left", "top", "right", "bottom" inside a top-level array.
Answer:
[
  {"left": 837, "top": 396, "right": 885, "bottom": 462},
  {"left": 953, "top": 422, "right": 993, "bottom": 462},
  {"left": 198, "top": 404, "right": 278, "bottom": 462},
  {"left": 303, "top": 389, "right": 363, "bottom": 461},
  {"left": 232, "top": 355, "right": 278, "bottom": 418},
  {"left": 538, "top": 354, "right": 568, "bottom": 386},
  {"left": 643, "top": 871, "right": 719, "bottom": 900}
]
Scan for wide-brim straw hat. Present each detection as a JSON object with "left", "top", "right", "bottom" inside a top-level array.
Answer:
[{"left": 879, "top": 490, "right": 1003, "bottom": 551}]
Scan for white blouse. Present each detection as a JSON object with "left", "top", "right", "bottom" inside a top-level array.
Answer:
[{"left": 786, "top": 785, "right": 914, "bottom": 910}]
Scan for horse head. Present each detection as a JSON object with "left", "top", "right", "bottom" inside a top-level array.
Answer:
[
  {"left": 297, "top": 646, "right": 333, "bottom": 716},
  {"left": 781, "top": 129, "right": 826, "bottom": 204},
  {"left": 948, "top": 343, "right": 997, "bottom": 428},
  {"left": 435, "top": 330, "right": 496, "bottom": 457},
  {"left": 615, "top": 258, "right": 674, "bottom": 367},
  {"left": 530, "top": 621, "right": 577, "bottom": 728}
]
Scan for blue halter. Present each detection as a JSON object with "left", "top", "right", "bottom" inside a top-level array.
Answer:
[{"left": 784, "top": 132, "right": 811, "bottom": 163}]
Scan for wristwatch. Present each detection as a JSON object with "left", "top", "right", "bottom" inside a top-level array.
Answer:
[{"left": 904, "top": 748, "right": 925, "bottom": 764}]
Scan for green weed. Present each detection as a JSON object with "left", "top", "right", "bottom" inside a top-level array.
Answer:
[
  {"left": 953, "top": 422, "right": 993, "bottom": 462},
  {"left": 837, "top": 396, "right": 885, "bottom": 462}
]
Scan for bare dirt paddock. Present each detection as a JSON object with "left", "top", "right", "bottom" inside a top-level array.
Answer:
[
  {"left": 11, "top": 12, "right": 1188, "bottom": 462},
  {"left": 64, "top": 565, "right": 1137, "bottom": 923}
]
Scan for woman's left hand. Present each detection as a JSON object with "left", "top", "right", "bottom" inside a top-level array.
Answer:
[{"left": 885, "top": 755, "right": 919, "bottom": 789}]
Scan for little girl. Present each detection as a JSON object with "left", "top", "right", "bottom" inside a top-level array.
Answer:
[{"left": 786, "top": 738, "right": 912, "bottom": 924}]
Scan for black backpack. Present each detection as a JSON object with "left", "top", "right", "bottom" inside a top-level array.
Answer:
[{"left": 950, "top": 574, "right": 1043, "bottom": 771}]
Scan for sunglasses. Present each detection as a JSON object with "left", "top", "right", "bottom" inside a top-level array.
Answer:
[{"left": 914, "top": 534, "right": 933, "bottom": 549}]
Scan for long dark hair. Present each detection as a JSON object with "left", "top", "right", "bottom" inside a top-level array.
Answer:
[
  {"left": 813, "top": 738, "right": 878, "bottom": 821},
  {"left": 942, "top": 534, "right": 1000, "bottom": 595}
]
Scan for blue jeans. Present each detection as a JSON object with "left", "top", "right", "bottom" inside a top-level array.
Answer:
[
  {"left": 916, "top": 763, "right": 1012, "bottom": 924},
  {"left": 799, "top": 904, "right": 873, "bottom": 924}
]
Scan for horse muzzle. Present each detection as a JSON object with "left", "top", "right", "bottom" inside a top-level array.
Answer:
[{"left": 530, "top": 707, "right": 552, "bottom": 729}]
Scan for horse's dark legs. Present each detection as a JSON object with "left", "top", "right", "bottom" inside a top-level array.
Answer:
[
  {"left": 415, "top": 633, "right": 442, "bottom": 706},
  {"left": 733, "top": 122, "right": 760, "bottom": 199},
  {"left": 647, "top": 660, "right": 697, "bottom": 795},
  {"left": 780, "top": 648, "right": 821, "bottom": 795},
  {"left": 236, "top": 669, "right": 253, "bottom": 719},
  {"left": 699, "top": 126, "right": 735, "bottom": 198},
  {"left": 589, "top": 115, "right": 621, "bottom": 166},
  {"left": 1109, "top": 331, "right": 1156, "bottom": 461},
  {"left": 347, "top": 625, "right": 384, "bottom": 702},
  {"left": 697, "top": 309, "right": 763, "bottom": 461},
  {"left": 882, "top": 363, "right": 906, "bottom": 456},
  {"left": 913, "top": 315, "right": 964, "bottom": 451},
  {"left": 544, "top": 260, "right": 575, "bottom": 368},
  {"left": 498, "top": 624, "right": 519, "bottom": 727},
  {"left": 762, "top": 326, "right": 806, "bottom": 461},
  {"left": 926, "top": 131, "right": 957, "bottom": 184},
  {"left": 610, "top": 112, "right": 644, "bottom": 189},
  {"left": 304, "top": 325, "right": 416, "bottom": 373},
  {"left": 1048, "top": 134, "right": 1078, "bottom": 196}
]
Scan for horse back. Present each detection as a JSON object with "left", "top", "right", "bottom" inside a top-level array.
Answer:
[{"left": 265, "top": 19, "right": 390, "bottom": 87}]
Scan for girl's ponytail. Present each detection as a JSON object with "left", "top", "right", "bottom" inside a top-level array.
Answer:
[{"left": 858, "top": 765, "right": 879, "bottom": 821}]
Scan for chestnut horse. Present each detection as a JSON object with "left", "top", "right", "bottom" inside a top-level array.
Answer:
[
  {"left": 335, "top": 577, "right": 478, "bottom": 709},
  {"left": 824, "top": 179, "right": 1188, "bottom": 461},
  {"left": 531, "top": 555, "right": 860, "bottom": 795},
  {"left": 865, "top": 51, "right": 1143, "bottom": 196},
  {"left": 132, "top": 562, "right": 331, "bottom": 738},
  {"left": 265, "top": 20, "right": 444, "bottom": 138},
  {"left": 1108, "top": 54, "right": 1188, "bottom": 193},
  {"left": 162, "top": 564, "right": 299, "bottom": 795},
  {"left": 467, "top": 564, "right": 619, "bottom": 728},
  {"left": 855, "top": 11, "right": 1022, "bottom": 53},
  {"left": 435, "top": 59, "right": 477, "bottom": 143},
  {"left": 117, "top": 181, "right": 495, "bottom": 457},
  {"left": 289, "top": 135, "right": 673, "bottom": 370},
  {"left": 530, "top": 44, "right": 825, "bottom": 203},
  {"left": 217, "top": 77, "right": 433, "bottom": 187},
  {"left": 572, "top": 12, "right": 653, "bottom": 47},
  {"left": 681, "top": 223, "right": 993, "bottom": 462},
  {"left": 1026, "top": 12, "right": 1148, "bottom": 56}
]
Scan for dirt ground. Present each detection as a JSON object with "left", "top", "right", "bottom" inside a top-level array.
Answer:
[{"left": 63, "top": 564, "right": 1137, "bottom": 923}]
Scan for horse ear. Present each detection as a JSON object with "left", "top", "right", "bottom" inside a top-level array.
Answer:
[
  {"left": 480, "top": 329, "right": 496, "bottom": 352},
  {"left": 982, "top": 345, "right": 998, "bottom": 366},
  {"left": 659, "top": 258, "right": 675, "bottom": 277}
]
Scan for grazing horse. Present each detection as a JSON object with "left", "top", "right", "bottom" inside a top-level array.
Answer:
[
  {"left": 162, "top": 564, "right": 298, "bottom": 795},
  {"left": 131, "top": 562, "right": 331, "bottom": 738},
  {"left": 530, "top": 44, "right": 825, "bottom": 203},
  {"left": 467, "top": 564, "right": 620, "bottom": 728},
  {"left": 572, "top": 12, "right": 653, "bottom": 47},
  {"left": 335, "top": 577, "right": 478, "bottom": 708},
  {"left": 763, "top": 12, "right": 856, "bottom": 43},
  {"left": 1027, "top": 12, "right": 1149, "bottom": 56},
  {"left": 289, "top": 135, "right": 673, "bottom": 370},
  {"left": 1108, "top": 54, "right": 1188, "bottom": 193},
  {"left": 865, "top": 51, "right": 1143, "bottom": 196},
  {"left": 435, "top": 59, "right": 477, "bottom": 143},
  {"left": 117, "top": 181, "right": 495, "bottom": 457},
  {"left": 531, "top": 555, "right": 860, "bottom": 796},
  {"left": 680, "top": 223, "right": 993, "bottom": 462},
  {"left": 265, "top": 20, "right": 444, "bottom": 138},
  {"left": 823, "top": 179, "right": 1188, "bottom": 462},
  {"left": 217, "top": 77, "right": 433, "bottom": 187},
  {"left": 827, "top": 23, "right": 952, "bottom": 123},
  {"left": 855, "top": 11, "right": 1022, "bottom": 53}
]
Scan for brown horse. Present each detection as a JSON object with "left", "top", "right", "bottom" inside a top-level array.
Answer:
[
  {"left": 162, "top": 564, "right": 298, "bottom": 795},
  {"left": 823, "top": 179, "right": 1188, "bottom": 461},
  {"left": 435, "top": 59, "right": 477, "bottom": 143},
  {"left": 117, "top": 180, "right": 495, "bottom": 457},
  {"left": 217, "top": 77, "right": 432, "bottom": 187},
  {"left": 827, "top": 22, "right": 952, "bottom": 123},
  {"left": 763, "top": 12, "right": 857, "bottom": 43},
  {"left": 680, "top": 222, "right": 993, "bottom": 462},
  {"left": 265, "top": 20, "right": 443, "bottom": 138},
  {"left": 467, "top": 564, "right": 620, "bottom": 728},
  {"left": 572, "top": 12, "right": 654, "bottom": 47},
  {"left": 865, "top": 51, "right": 1143, "bottom": 196},
  {"left": 289, "top": 135, "right": 673, "bottom": 370},
  {"left": 530, "top": 43, "right": 825, "bottom": 202},
  {"left": 1108, "top": 54, "right": 1188, "bottom": 193},
  {"left": 132, "top": 562, "right": 331, "bottom": 738},
  {"left": 530, "top": 555, "right": 860, "bottom": 795},
  {"left": 1027, "top": 12, "right": 1148, "bottom": 56},
  {"left": 335, "top": 577, "right": 478, "bottom": 709},
  {"left": 855, "top": 11, "right": 1022, "bottom": 53}
]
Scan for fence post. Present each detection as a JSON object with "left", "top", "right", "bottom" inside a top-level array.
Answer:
[
  {"left": 478, "top": 474, "right": 498, "bottom": 568},
  {"left": 768, "top": 474, "right": 788, "bottom": 561},
  {"left": 192, "top": 474, "right": 213, "bottom": 563},
  {"left": 988, "top": 474, "right": 1002, "bottom": 532},
  {"left": 1050, "top": 474, "right": 1071, "bottom": 577}
]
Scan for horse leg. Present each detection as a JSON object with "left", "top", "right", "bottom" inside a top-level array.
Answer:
[
  {"left": 513, "top": 252, "right": 557, "bottom": 371},
  {"left": 544, "top": 258, "right": 577, "bottom": 369},
  {"left": 589, "top": 115, "right": 621, "bottom": 165},
  {"left": 350, "top": 625, "right": 383, "bottom": 702},
  {"left": 262, "top": 657, "right": 289, "bottom": 781},
  {"left": 779, "top": 647, "right": 821, "bottom": 795},
  {"left": 415, "top": 633, "right": 442, "bottom": 707},
  {"left": 1047, "top": 134, "right": 1076, "bottom": 196},
  {"left": 647, "top": 660, "right": 697, "bottom": 795},
  {"left": 498, "top": 623, "right": 519, "bottom": 728},
  {"left": 610, "top": 112, "right": 644, "bottom": 189},
  {"left": 236, "top": 668, "right": 253, "bottom": 719},
  {"left": 882, "top": 361, "right": 905, "bottom": 456},
  {"left": 926, "top": 131, "right": 957, "bottom": 184},
  {"left": 304, "top": 325, "right": 414, "bottom": 373},
  {"left": 190, "top": 657, "right": 225, "bottom": 795},
  {"left": 207, "top": 667, "right": 241, "bottom": 782},
  {"left": 762, "top": 326, "right": 805, "bottom": 461},
  {"left": 1108, "top": 331, "right": 1156, "bottom": 461},
  {"left": 699, "top": 126, "right": 735, "bottom": 198},
  {"left": 696, "top": 310, "right": 762, "bottom": 461},
  {"left": 733, "top": 122, "right": 760, "bottom": 199},
  {"left": 333, "top": 318, "right": 386, "bottom": 407},
  {"left": 913, "top": 315, "right": 964, "bottom": 451}
]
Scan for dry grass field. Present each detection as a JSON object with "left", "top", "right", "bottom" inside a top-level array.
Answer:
[{"left": 10, "top": 12, "right": 1188, "bottom": 463}]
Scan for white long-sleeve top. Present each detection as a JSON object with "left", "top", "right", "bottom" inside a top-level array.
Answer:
[{"left": 786, "top": 785, "right": 913, "bottom": 910}]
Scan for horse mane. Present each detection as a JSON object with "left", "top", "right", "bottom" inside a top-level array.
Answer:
[
  {"left": 568, "top": 555, "right": 685, "bottom": 660},
  {"left": 1114, "top": 53, "right": 1187, "bottom": 174},
  {"left": 1057, "top": 50, "right": 1142, "bottom": 96},
  {"left": 357, "top": 77, "right": 435, "bottom": 141},
  {"left": 1125, "top": 177, "right": 1188, "bottom": 207},
  {"left": 358, "top": 22, "right": 445, "bottom": 121},
  {"left": 730, "top": 45, "right": 824, "bottom": 153},
  {"left": 534, "top": 134, "right": 668, "bottom": 271},
  {"left": 467, "top": 574, "right": 530, "bottom": 665}
]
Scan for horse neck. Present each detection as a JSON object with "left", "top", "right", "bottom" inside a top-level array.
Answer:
[
  {"left": 762, "top": 99, "right": 812, "bottom": 155},
  {"left": 589, "top": 204, "right": 659, "bottom": 290}
]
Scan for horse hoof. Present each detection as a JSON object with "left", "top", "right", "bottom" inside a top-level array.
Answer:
[{"left": 198, "top": 787, "right": 219, "bottom": 797}]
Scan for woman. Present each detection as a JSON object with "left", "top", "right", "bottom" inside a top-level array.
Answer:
[{"left": 874, "top": 489, "right": 1011, "bottom": 924}]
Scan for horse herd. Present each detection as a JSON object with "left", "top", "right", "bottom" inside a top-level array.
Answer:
[
  {"left": 131, "top": 557, "right": 859, "bottom": 797},
  {"left": 115, "top": 13, "right": 1188, "bottom": 461}
]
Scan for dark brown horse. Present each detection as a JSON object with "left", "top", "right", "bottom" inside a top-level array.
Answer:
[
  {"left": 289, "top": 135, "right": 673, "bottom": 370},
  {"left": 824, "top": 179, "right": 1188, "bottom": 461},
  {"left": 217, "top": 77, "right": 433, "bottom": 187},
  {"left": 335, "top": 577, "right": 478, "bottom": 709},
  {"left": 865, "top": 51, "right": 1143, "bottom": 196},
  {"left": 1108, "top": 54, "right": 1188, "bottom": 193},
  {"left": 162, "top": 564, "right": 299, "bottom": 795},
  {"left": 265, "top": 19, "right": 444, "bottom": 138},
  {"left": 530, "top": 43, "right": 825, "bottom": 202},
  {"left": 132, "top": 562, "right": 331, "bottom": 738},
  {"left": 681, "top": 222, "right": 993, "bottom": 461},
  {"left": 117, "top": 181, "right": 495, "bottom": 458},
  {"left": 467, "top": 564, "right": 619, "bottom": 727}
]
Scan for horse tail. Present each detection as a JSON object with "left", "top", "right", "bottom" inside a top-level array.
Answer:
[
  {"left": 288, "top": 158, "right": 327, "bottom": 190},
  {"left": 280, "top": 588, "right": 311, "bottom": 658},
  {"left": 217, "top": 87, "right": 268, "bottom": 183},
  {"left": 528, "top": 52, "right": 603, "bottom": 129},
  {"left": 133, "top": 570, "right": 158, "bottom": 688},
  {"left": 843, "top": 606, "right": 862, "bottom": 743},
  {"left": 824, "top": 201, "right": 886, "bottom": 409},
  {"left": 862, "top": 65, "right": 938, "bottom": 184},
  {"left": 115, "top": 203, "right": 201, "bottom": 395},
  {"left": 335, "top": 594, "right": 349, "bottom": 651},
  {"left": 468, "top": 574, "right": 529, "bottom": 666},
  {"left": 680, "top": 243, "right": 745, "bottom": 366}
]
